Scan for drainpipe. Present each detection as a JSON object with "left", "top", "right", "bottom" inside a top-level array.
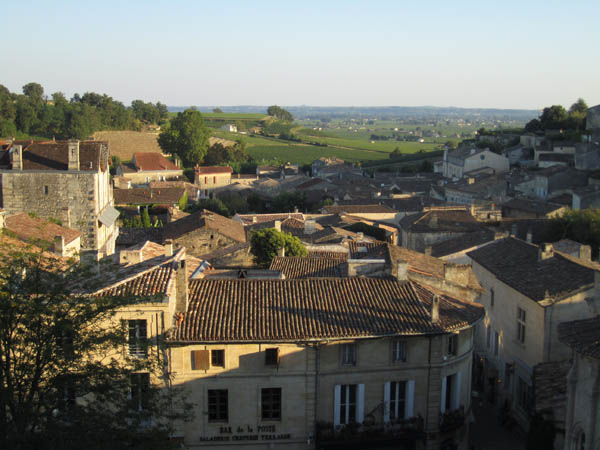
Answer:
[{"left": 425, "top": 336, "right": 432, "bottom": 447}]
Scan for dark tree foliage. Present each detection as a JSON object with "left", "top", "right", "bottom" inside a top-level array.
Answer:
[
  {"left": 524, "top": 99, "right": 588, "bottom": 134},
  {"left": 0, "top": 83, "right": 166, "bottom": 140},
  {"left": 267, "top": 105, "right": 293, "bottom": 122},
  {"left": 547, "top": 209, "right": 600, "bottom": 258},
  {"left": 158, "top": 108, "right": 210, "bottom": 168},
  {"left": 0, "top": 243, "right": 192, "bottom": 450},
  {"left": 203, "top": 142, "right": 249, "bottom": 170},
  {"left": 188, "top": 199, "right": 230, "bottom": 217},
  {"left": 250, "top": 228, "right": 307, "bottom": 267}
]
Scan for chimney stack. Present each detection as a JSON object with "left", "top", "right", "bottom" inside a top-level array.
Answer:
[
  {"left": 526, "top": 229, "right": 533, "bottom": 243},
  {"left": 396, "top": 259, "right": 408, "bottom": 281},
  {"left": 274, "top": 220, "right": 281, "bottom": 232},
  {"left": 11, "top": 144, "right": 23, "bottom": 170},
  {"left": 164, "top": 239, "right": 174, "bottom": 257},
  {"left": 304, "top": 219, "right": 316, "bottom": 235},
  {"left": 538, "top": 243, "right": 554, "bottom": 261},
  {"left": 277, "top": 246, "right": 285, "bottom": 257},
  {"left": 67, "top": 140, "right": 80, "bottom": 171},
  {"left": 431, "top": 295, "right": 440, "bottom": 323}
]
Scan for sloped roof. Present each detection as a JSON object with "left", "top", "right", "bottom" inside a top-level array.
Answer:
[
  {"left": 323, "top": 204, "right": 397, "bottom": 214},
  {"left": 133, "top": 152, "right": 180, "bottom": 171},
  {"left": 5, "top": 213, "right": 81, "bottom": 244},
  {"left": 533, "top": 360, "right": 569, "bottom": 415},
  {"left": 430, "top": 230, "right": 496, "bottom": 257},
  {"left": 195, "top": 166, "right": 233, "bottom": 174},
  {"left": 13, "top": 141, "right": 107, "bottom": 171},
  {"left": 162, "top": 209, "right": 246, "bottom": 243},
  {"left": 468, "top": 238, "right": 598, "bottom": 302},
  {"left": 269, "top": 256, "right": 345, "bottom": 278},
  {"left": 400, "top": 208, "right": 481, "bottom": 233},
  {"left": 558, "top": 316, "right": 600, "bottom": 359},
  {"left": 170, "top": 278, "right": 484, "bottom": 342},
  {"left": 113, "top": 187, "right": 185, "bottom": 205}
]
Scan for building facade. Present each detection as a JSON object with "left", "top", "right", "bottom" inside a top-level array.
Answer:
[{"left": 194, "top": 166, "right": 232, "bottom": 199}]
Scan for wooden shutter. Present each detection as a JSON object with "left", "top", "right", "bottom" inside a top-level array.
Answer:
[
  {"left": 405, "top": 380, "right": 415, "bottom": 418},
  {"left": 440, "top": 375, "right": 447, "bottom": 413},
  {"left": 191, "top": 350, "right": 210, "bottom": 370},
  {"left": 454, "top": 372, "right": 462, "bottom": 410},
  {"left": 333, "top": 385, "right": 341, "bottom": 426},
  {"left": 356, "top": 384, "right": 365, "bottom": 423},
  {"left": 383, "top": 382, "right": 391, "bottom": 423}
]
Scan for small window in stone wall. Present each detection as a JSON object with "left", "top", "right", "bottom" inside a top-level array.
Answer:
[{"left": 44, "top": 186, "right": 49, "bottom": 195}]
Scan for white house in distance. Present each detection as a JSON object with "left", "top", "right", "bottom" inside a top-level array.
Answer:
[
  {"left": 221, "top": 124, "right": 238, "bottom": 133},
  {"left": 442, "top": 147, "right": 509, "bottom": 179},
  {"left": 116, "top": 152, "right": 183, "bottom": 185}
]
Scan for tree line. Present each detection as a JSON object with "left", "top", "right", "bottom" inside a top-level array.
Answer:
[
  {"left": 524, "top": 98, "right": 588, "bottom": 136},
  {"left": 0, "top": 82, "right": 169, "bottom": 140}
]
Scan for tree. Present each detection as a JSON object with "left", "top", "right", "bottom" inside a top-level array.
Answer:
[
  {"left": 158, "top": 108, "right": 210, "bottom": 167},
  {"left": 188, "top": 199, "right": 230, "bottom": 217},
  {"left": 267, "top": 105, "right": 293, "bottom": 122},
  {"left": 539, "top": 105, "right": 567, "bottom": 130},
  {"left": 0, "top": 243, "right": 190, "bottom": 449},
  {"left": 250, "top": 228, "right": 307, "bottom": 267},
  {"left": 22, "top": 82, "right": 44, "bottom": 105},
  {"left": 212, "top": 108, "right": 223, "bottom": 113},
  {"left": 569, "top": 98, "right": 588, "bottom": 116}
]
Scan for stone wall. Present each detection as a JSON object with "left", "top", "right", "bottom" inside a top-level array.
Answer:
[{"left": 172, "top": 228, "right": 241, "bottom": 259}]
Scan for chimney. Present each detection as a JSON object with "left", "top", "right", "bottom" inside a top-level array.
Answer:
[
  {"left": 429, "top": 213, "right": 438, "bottom": 228},
  {"left": 119, "top": 249, "right": 143, "bottom": 265},
  {"left": 356, "top": 232, "right": 364, "bottom": 240},
  {"left": 304, "top": 219, "right": 316, "bottom": 235},
  {"left": 54, "top": 235, "right": 66, "bottom": 256},
  {"left": 11, "top": 144, "right": 23, "bottom": 170},
  {"left": 396, "top": 259, "right": 408, "bottom": 281},
  {"left": 511, "top": 223, "right": 518, "bottom": 237},
  {"left": 164, "top": 239, "right": 174, "bottom": 257},
  {"left": 277, "top": 246, "right": 285, "bottom": 257},
  {"left": 579, "top": 245, "right": 592, "bottom": 261},
  {"left": 526, "top": 229, "right": 532, "bottom": 243},
  {"left": 468, "top": 177, "right": 475, "bottom": 185},
  {"left": 174, "top": 256, "right": 189, "bottom": 318},
  {"left": 431, "top": 295, "right": 440, "bottom": 323},
  {"left": 294, "top": 207, "right": 299, "bottom": 214},
  {"left": 538, "top": 243, "right": 554, "bottom": 261},
  {"left": 0, "top": 211, "right": 5, "bottom": 230},
  {"left": 67, "top": 140, "right": 80, "bottom": 171},
  {"left": 274, "top": 220, "right": 281, "bottom": 232},
  {"left": 470, "top": 148, "right": 476, "bottom": 155},
  {"left": 252, "top": 216, "right": 257, "bottom": 224},
  {"left": 424, "top": 246, "right": 432, "bottom": 256}
]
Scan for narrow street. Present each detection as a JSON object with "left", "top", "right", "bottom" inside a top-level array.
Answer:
[{"left": 469, "top": 397, "right": 526, "bottom": 450}]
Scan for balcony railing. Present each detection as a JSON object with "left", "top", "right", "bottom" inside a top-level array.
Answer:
[
  {"left": 439, "top": 406, "right": 465, "bottom": 432},
  {"left": 316, "top": 415, "right": 425, "bottom": 444}
]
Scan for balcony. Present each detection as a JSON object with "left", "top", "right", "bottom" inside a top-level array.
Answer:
[
  {"left": 316, "top": 416, "right": 425, "bottom": 449},
  {"left": 439, "top": 406, "right": 465, "bottom": 433}
]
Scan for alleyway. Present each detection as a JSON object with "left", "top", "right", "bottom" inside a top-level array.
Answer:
[{"left": 469, "top": 397, "right": 526, "bottom": 450}]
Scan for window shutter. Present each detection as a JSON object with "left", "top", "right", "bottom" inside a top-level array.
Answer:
[
  {"left": 383, "top": 382, "right": 391, "bottom": 423},
  {"left": 454, "top": 372, "right": 462, "bottom": 410},
  {"left": 192, "top": 350, "right": 210, "bottom": 370},
  {"left": 440, "top": 376, "right": 447, "bottom": 413},
  {"left": 334, "top": 385, "right": 341, "bottom": 426},
  {"left": 356, "top": 384, "right": 365, "bottom": 423},
  {"left": 405, "top": 380, "right": 415, "bottom": 418}
]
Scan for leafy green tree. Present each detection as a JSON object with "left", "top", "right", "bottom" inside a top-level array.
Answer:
[
  {"left": 188, "top": 199, "right": 230, "bottom": 217},
  {"left": 547, "top": 209, "right": 600, "bottom": 258},
  {"left": 539, "top": 105, "right": 568, "bottom": 130},
  {"left": 0, "top": 243, "right": 191, "bottom": 450},
  {"left": 0, "top": 84, "right": 17, "bottom": 137},
  {"left": 22, "top": 82, "right": 44, "bottom": 105},
  {"left": 267, "top": 105, "right": 293, "bottom": 122},
  {"left": 217, "top": 191, "right": 249, "bottom": 215},
  {"left": 250, "top": 228, "right": 307, "bottom": 267},
  {"left": 569, "top": 98, "right": 588, "bottom": 115},
  {"left": 158, "top": 108, "right": 210, "bottom": 167},
  {"left": 141, "top": 206, "right": 152, "bottom": 228},
  {"left": 212, "top": 108, "right": 223, "bottom": 113},
  {"left": 178, "top": 191, "right": 188, "bottom": 211}
]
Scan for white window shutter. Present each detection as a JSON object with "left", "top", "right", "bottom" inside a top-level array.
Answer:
[
  {"left": 405, "top": 380, "right": 415, "bottom": 418},
  {"left": 384, "top": 382, "right": 391, "bottom": 422},
  {"left": 454, "top": 372, "right": 462, "bottom": 410},
  {"left": 440, "top": 375, "right": 447, "bottom": 413},
  {"left": 334, "top": 385, "right": 341, "bottom": 426},
  {"left": 356, "top": 384, "right": 365, "bottom": 423}
]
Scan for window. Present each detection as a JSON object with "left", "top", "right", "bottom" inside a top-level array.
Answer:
[
  {"left": 517, "top": 377, "right": 533, "bottom": 413},
  {"left": 446, "top": 335, "right": 457, "bottom": 357},
  {"left": 490, "top": 288, "right": 495, "bottom": 308},
  {"left": 445, "top": 374, "right": 454, "bottom": 413},
  {"left": 392, "top": 340, "right": 407, "bottom": 362},
  {"left": 211, "top": 350, "right": 225, "bottom": 367},
  {"left": 128, "top": 320, "right": 147, "bottom": 358},
  {"left": 486, "top": 325, "right": 491, "bottom": 349},
  {"left": 44, "top": 185, "right": 49, "bottom": 195},
  {"left": 130, "top": 372, "right": 150, "bottom": 411},
  {"left": 389, "top": 381, "right": 406, "bottom": 420},
  {"left": 208, "top": 389, "right": 228, "bottom": 422},
  {"left": 339, "top": 384, "right": 357, "bottom": 425},
  {"left": 204, "top": 176, "right": 207, "bottom": 184},
  {"left": 191, "top": 350, "right": 210, "bottom": 370},
  {"left": 261, "top": 388, "right": 281, "bottom": 421},
  {"left": 213, "top": 176, "right": 216, "bottom": 184},
  {"left": 494, "top": 331, "right": 499, "bottom": 356},
  {"left": 265, "top": 348, "right": 279, "bottom": 366},
  {"left": 517, "top": 307, "right": 526, "bottom": 344},
  {"left": 441, "top": 372, "right": 462, "bottom": 413},
  {"left": 55, "top": 321, "right": 75, "bottom": 359},
  {"left": 341, "top": 343, "right": 356, "bottom": 366}
]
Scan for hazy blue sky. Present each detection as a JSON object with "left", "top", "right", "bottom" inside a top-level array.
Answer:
[{"left": 3, "top": 0, "right": 599, "bottom": 109}]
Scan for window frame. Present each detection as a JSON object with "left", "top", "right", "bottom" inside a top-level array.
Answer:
[
  {"left": 392, "top": 340, "right": 407, "bottom": 363},
  {"left": 389, "top": 380, "right": 407, "bottom": 421},
  {"left": 490, "top": 288, "right": 495, "bottom": 308},
  {"left": 265, "top": 348, "right": 279, "bottom": 366},
  {"left": 207, "top": 389, "right": 228, "bottom": 422},
  {"left": 211, "top": 349, "right": 225, "bottom": 368},
  {"left": 261, "top": 387, "right": 282, "bottom": 421},
  {"left": 130, "top": 372, "right": 150, "bottom": 412},
  {"left": 517, "top": 307, "right": 526, "bottom": 344},
  {"left": 339, "top": 384, "right": 357, "bottom": 425},
  {"left": 341, "top": 343, "right": 357, "bottom": 366},
  {"left": 128, "top": 319, "right": 148, "bottom": 358},
  {"left": 446, "top": 334, "right": 458, "bottom": 357}
]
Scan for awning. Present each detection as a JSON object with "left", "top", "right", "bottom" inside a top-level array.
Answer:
[{"left": 98, "top": 205, "right": 120, "bottom": 227}]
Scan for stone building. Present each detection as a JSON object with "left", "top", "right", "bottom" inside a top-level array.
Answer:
[
  {"left": 0, "top": 140, "right": 119, "bottom": 259},
  {"left": 558, "top": 316, "right": 600, "bottom": 450},
  {"left": 116, "top": 152, "right": 183, "bottom": 185},
  {"left": 467, "top": 238, "right": 600, "bottom": 429},
  {"left": 194, "top": 166, "right": 232, "bottom": 199},
  {"left": 441, "top": 148, "right": 509, "bottom": 179}
]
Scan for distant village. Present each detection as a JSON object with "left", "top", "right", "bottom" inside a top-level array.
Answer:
[{"left": 1, "top": 104, "right": 600, "bottom": 450}]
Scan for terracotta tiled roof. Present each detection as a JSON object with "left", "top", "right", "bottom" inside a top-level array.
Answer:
[
  {"left": 348, "top": 241, "right": 391, "bottom": 262},
  {"left": 5, "top": 212, "right": 81, "bottom": 244},
  {"left": 236, "top": 213, "right": 305, "bottom": 226},
  {"left": 113, "top": 187, "right": 185, "bottom": 205},
  {"left": 400, "top": 208, "right": 481, "bottom": 233},
  {"left": 14, "top": 141, "right": 108, "bottom": 171},
  {"left": 502, "top": 198, "right": 564, "bottom": 215},
  {"left": 195, "top": 165, "right": 233, "bottom": 174},
  {"left": 0, "top": 235, "right": 74, "bottom": 271},
  {"left": 558, "top": 316, "right": 600, "bottom": 359},
  {"left": 171, "top": 278, "right": 484, "bottom": 342},
  {"left": 133, "top": 152, "right": 180, "bottom": 171},
  {"left": 430, "top": 230, "right": 496, "bottom": 257},
  {"left": 296, "top": 178, "right": 327, "bottom": 190},
  {"left": 323, "top": 205, "right": 397, "bottom": 214},
  {"left": 308, "top": 250, "right": 348, "bottom": 260},
  {"left": 162, "top": 210, "right": 246, "bottom": 243},
  {"left": 269, "top": 256, "right": 345, "bottom": 278},
  {"left": 467, "top": 238, "right": 598, "bottom": 302},
  {"left": 95, "top": 263, "right": 174, "bottom": 297}
]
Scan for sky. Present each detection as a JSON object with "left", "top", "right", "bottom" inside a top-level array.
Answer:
[{"left": 3, "top": 0, "right": 600, "bottom": 110}]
